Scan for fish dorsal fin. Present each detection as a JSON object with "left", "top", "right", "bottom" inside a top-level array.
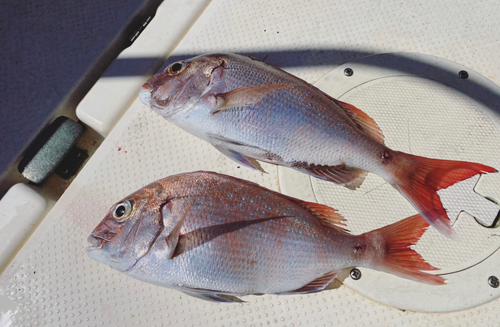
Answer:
[
  {"left": 335, "top": 99, "right": 384, "bottom": 144},
  {"left": 321, "top": 92, "right": 384, "bottom": 144},
  {"left": 289, "top": 198, "right": 349, "bottom": 233},
  {"left": 285, "top": 269, "right": 342, "bottom": 294}
]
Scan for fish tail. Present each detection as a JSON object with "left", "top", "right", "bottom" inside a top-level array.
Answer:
[
  {"left": 365, "top": 214, "right": 445, "bottom": 285},
  {"left": 391, "top": 152, "right": 497, "bottom": 237}
]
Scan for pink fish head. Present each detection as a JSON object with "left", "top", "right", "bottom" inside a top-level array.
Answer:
[
  {"left": 86, "top": 183, "right": 168, "bottom": 272},
  {"left": 139, "top": 54, "right": 226, "bottom": 118}
]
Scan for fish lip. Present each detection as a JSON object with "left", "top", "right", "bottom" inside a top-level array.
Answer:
[
  {"left": 139, "top": 82, "right": 172, "bottom": 113},
  {"left": 142, "top": 81, "right": 153, "bottom": 91},
  {"left": 86, "top": 235, "right": 104, "bottom": 251}
]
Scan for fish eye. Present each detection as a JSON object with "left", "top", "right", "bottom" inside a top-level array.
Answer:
[
  {"left": 167, "top": 62, "right": 185, "bottom": 75},
  {"left": 113, "top": 200, "right": 133, "bottom": 221}
]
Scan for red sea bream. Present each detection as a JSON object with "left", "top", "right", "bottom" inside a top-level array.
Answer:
[
  {"left": 87, "top": 172, "right": 444, "bottom": 302},
  {"left": 139, "top": 53, "right": 497, "bottom": 236}
]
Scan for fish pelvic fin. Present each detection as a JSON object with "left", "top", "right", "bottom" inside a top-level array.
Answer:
[
  {"left": 296, "top": 164, "right": 367, "bottom": 190},
  {"left": 391, "top": 151, "right": 497, "bottom": 237},
  {"left": 364, "top": 214, "right": 445, "bottom": 285},
  {"left": 283, "top": 269, "right": 342, "bottom": 294},
  {"left": 213, "top": 144, "right": 266, "bottom": 173},
  {"left": 323, "top": 95, "right": 385, "bottom": 144},
  {"left": 211, "top": 84, "right": 292, "bottom": 114},
  {"left": 179, "top": 288, "right": 245, "bottom": 303},
  {"left": 286, "top": 198, "right": 349, "bottom": 233}
]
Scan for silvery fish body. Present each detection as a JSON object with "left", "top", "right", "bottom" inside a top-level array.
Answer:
[
  {"left": 140, "top": 53, "right": 382, "bottom": 175},
  {"left": 87, "top": 172, "right": 442, "bottom": 302},
  {"left": 139, "top": 53, "right": 496, "bottom": 236}
]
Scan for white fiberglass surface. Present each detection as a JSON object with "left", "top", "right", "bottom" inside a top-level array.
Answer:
[{"left": 2, "top": 0, "right": 500, "bottom": 325}]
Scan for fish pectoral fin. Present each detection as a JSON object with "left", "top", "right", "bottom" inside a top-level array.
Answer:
[
  {"left": 286, "top": 198, "right": 349, "bottom": 233},
  {"left": 211, "top": 84, "right": 291, "bottom": 114},
  {"left": 296, "top": 165, "right": 367, "bottom": 190},
  {"left": 180, "top": 288, "right": 245, "bottom": 303},
  {"left": 163, "top": 206, "right": 189, "bottom": 259},
  {"left": 285, "top": 270, "right": 342, "bottom": 294}
]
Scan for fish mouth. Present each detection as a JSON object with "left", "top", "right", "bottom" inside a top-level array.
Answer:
[
  {"left": 85, "top": 234, "right": 139, "bottom": 272},
  {"left": 139, "top": 81, "right": 172, "bottom": 112},
  {"left": 86, "top": 235, "right": 104, "bottom": 252}
]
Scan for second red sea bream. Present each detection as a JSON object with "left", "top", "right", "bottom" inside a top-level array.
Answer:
[{"left": 87, "top": 172, "right": 444, "bottom": 302}]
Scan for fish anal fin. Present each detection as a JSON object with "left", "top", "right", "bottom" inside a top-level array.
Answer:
[
  {"left": 212, "top": 84, "right": 291, "bottom": 114},
  {"left": 287, "top": 270, "right": 342, "bottom": 294},
  {"left": 298, "top": 164, "right": 367, "bottom": 190},
  {"left": 288, "top": 198, "right": 349, "bottom": 233},
  {"left": 323, "top": 94, "right": 384, "bottom": 144}
]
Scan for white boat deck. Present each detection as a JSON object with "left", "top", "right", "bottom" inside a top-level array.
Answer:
[{"left": 2, "top": 0, "right": 500, "bottom": 325}]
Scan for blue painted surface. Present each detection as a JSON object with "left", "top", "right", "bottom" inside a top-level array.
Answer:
[{"left": 0, "top": 0, "right": 151, "bottom": 179}]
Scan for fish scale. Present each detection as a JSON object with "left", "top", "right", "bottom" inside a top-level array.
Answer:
[
  {"left": 211, "top": 88, "right": 365, "bottom": 165},
  {"left": 87, "top": 171, "right": 444, "bottom": 302},
  {"left": 156, "top": 187, "right": 336, "bottom": 294},
  {"left": 215, "top": 58, "right": 370, "bottom": 163},
  {"left": 139, "top": 53, "right": 497, "bottom": 236}
]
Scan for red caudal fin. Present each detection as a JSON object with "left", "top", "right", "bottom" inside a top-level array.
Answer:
[
  {"left": 366, "top": 214, "right": 445, "bottom": 285},
  {"left": 392, "top": 152, "right": 497, "bottom": 237}
]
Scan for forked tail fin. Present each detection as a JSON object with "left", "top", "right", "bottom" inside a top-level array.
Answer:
[
  {"left": 365, "top": 214, "right": 445, "bottom": 285},
  {"left": 392, "top": 152, "right": 497, "bottom": 237}
]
